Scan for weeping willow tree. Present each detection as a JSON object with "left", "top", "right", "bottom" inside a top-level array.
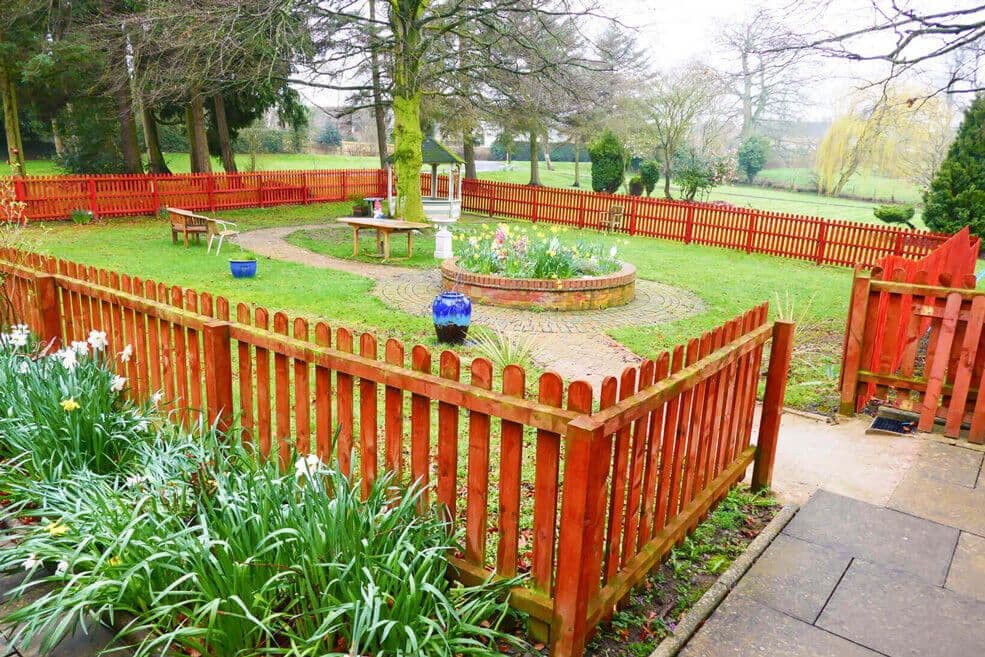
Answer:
[{"left": 815, "top": 89, "right": 957, "bottom": 196}]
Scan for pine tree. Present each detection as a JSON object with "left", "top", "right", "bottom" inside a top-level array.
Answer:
[{"left": 923, "top": 94, "right": 985, "bottom": 237}]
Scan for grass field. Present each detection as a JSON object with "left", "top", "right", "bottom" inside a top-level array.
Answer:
[
  {"left": 24, "top": 203, "right": 849, "bottom": 412},
  {"left": 756, "top": 167, "right": 923, "bottom": 204},
  {"left": 22, "top": 153, "right": 926, "bottom": 228}
]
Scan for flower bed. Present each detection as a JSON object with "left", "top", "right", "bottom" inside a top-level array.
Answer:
[
  {"left": 447, "top": 223, "right": 636, "bottom": 310},
  {"left": 442, "top": 259, "right": 637, "bottom": 310}
]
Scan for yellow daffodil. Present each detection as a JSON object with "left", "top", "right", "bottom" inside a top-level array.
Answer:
[
  {"left": 46, "top": 520, "right": 69, "bottom": 537},
  {"left": 108, "top": 556, "right": 122, "bottom": 567},
  {"left": 60, "top": 398, "right": 80, "bottom": 412}
]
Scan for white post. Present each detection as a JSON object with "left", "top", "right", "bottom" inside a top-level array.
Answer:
[{"left": 387, "top": 164, "right": 394, "bottom": 216}]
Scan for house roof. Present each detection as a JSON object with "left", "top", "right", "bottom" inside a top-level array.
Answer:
[{"left": 387, "top": 136, "right": 464, "bottom": 165}]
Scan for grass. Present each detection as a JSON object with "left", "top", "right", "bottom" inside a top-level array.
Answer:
[
  {"left": 24, "top": 200, "right": 851, "bottom": 413},
  {"left": 757, "top": 167, "right": 923, "bottom": 204},
  {"left": 23, "top": 154, "right": 926, "bottom": 227}
]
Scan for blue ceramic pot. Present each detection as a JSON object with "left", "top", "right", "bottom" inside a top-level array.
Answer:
[
  {"left": 229, "top": 259, "right": 258, "bottom": 279},
  {"left": 432, "top": 292, "right": 472, "bottom": 344}
]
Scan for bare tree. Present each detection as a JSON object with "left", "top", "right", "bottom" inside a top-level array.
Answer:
[
  {"left": 784, "top": 2, "right": 985, "bottom": 95},
  {"left": 717, "top": 7, "right": 812, "bottom": 138}
]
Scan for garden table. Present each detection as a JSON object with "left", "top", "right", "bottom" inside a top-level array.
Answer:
[
  {"left": 363, "top": 196, "right": 385, "bottom": 215},
  {"left": 337, "top": 217, "right": 429, "bottom": 261}
]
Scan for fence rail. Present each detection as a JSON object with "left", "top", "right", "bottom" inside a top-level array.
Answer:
[
  {"left": 0, "top": 247, "right": 792, "bottom": 657},
  {"left": 5, "top": 169, "right": 956, "bottom": 268},
  {"left": 839, "top": 227, "right": 983, "bottom": 437}
]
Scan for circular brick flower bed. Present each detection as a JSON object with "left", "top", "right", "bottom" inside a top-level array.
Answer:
[{"left": 440, "top": 259, "right": 636, "bottom": 311}]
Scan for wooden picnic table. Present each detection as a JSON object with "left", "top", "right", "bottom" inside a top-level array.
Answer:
[{"left": 337, "top": 217, "right": 430, "bottom": 261}]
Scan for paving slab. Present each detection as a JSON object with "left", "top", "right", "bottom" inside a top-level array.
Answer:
[
  {"left": 679, "top": 593, "right": 880, "bottom": 657},
  {"left": 946, "top": 532, "right": 985, "bottom": 601},
  {"left": 907, "top": 441, "right": 983, "bottom": 488},
  {"left": 818, "top": 560, "right": 985, "bottom": 657},
  {"left": 733, "top": 534, "right": 851, "bottom": 623},
  {"left": 888, "top": 469, "right": 985, "bottom": 536},
  {"left": 783, "top": 490, "right": 959, "bottom": 585}
]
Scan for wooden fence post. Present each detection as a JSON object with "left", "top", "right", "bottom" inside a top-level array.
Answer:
[
  {"left": 532, "top": 187, "right": 539, "bottom": 223},
  {"left": 745, "top": 214, "right": 757, "bottom": 253},
  {"left": 33, "top": 274, "right": 61, "bottom": 350},
  {"left": 838, "top": 271, "right": 872, "bottom": 415},
  {"left": 489, "top": 184, "right": 496, "bottom": 217},
  {"left": 628, "top": 197, "right": 639, "bottom": 235},
  {"left": 87, "top": 178, "right": 99, "bottom": 219},
  {"left": 684, "top": 205, "right": 694, "bottom": 244},
  {"left": 203, "top": 320, "right": 234, "bottom": 434},
  {"left": 815, "top": 222, "right": 828, "bottom": 265},
  {"left": 577, "top": 193, "right": 587, "bottom": 229},
  {"left": 151, "top": 175, "right": 160, "bottom": 213},
  {"left": 552, "top": 416, "right": 612, "bottom": 657},
  {"left": 751, "top": 320, "right": 795, "bottom": 492},
  {"left": 207, "top": 174, "right": 217, "bottom": 212}
]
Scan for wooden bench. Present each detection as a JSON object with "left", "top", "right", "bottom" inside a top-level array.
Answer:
[
  {"left": 167, "top": 207, "right": 210, "bottom": 248},
  {"left": 337, "top": 217, "right": 430, "bottom": 261}
]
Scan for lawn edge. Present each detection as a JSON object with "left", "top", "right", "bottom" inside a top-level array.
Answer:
[{"left": 647, "top": 503, "right": 799, "bottom": 657}]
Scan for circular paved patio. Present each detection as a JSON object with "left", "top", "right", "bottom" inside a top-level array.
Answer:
[{"left": 236, "top": 224, "right": 706, "bottom": 386}]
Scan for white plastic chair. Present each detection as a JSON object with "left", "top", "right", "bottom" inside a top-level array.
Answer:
[{"left": 207, "top": 219, "right": 240, "bottom": 255}]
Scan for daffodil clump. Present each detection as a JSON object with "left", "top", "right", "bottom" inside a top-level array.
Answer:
[
  {"left": 0, "top": 325, "right": 522, "bottom": 657},
  {"left": 455, "top": 222, "right": 622, "bottom": 279},
  {"left": 0, "top": 326, "right": 158, "bottom": 485}
]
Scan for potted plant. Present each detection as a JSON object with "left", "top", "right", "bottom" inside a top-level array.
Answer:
[
  {"left": 229, "top": 246, "right": 258, "bottom": 279},
  {"left": 350, "top": 194, "right": 368, "bottom": 217}
]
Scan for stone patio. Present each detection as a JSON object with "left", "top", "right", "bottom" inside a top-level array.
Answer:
[{"left": 680, "top": 439, "right": 985, "bottom": 657}]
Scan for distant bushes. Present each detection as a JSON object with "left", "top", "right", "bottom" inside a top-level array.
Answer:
[
  {"left": 588, "top": 129, "right": 624, "bottom": 194},
  {"left": 489, "top": 140, "right": 580, "bottom": 162},
  {"left": 873, "top": 204, "right": 916, "bottom": 228}
]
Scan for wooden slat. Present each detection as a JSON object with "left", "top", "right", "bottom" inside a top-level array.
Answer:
[
  {"left": 336, "top": 328, "right": 354, "bottom": 476},
  {"left": 603, "top": 367, "right": 638, "bottom": 584},
  {"left": 466, "top": 358, "right": 493, "bottom": 566},
  {"left": 437, "top": 351, "right": 461, "bottom": 520},
  {"left": 384, "top": 339, "right": 405, "bottom": 476},
  {"left": 236, "top": 304, "right": 255, "bottom": 445},
  {"left": 497, "top": 365, "right": 526, "bottom": 577},
  {"left": 273, "top": 312, "right": 292, "bottom": 469},
  {"left": 359, "top": 333, "right": 379, "bottom": 497},
  {"left": 293, "top": 318, "right": 311, "bottom": 455},
  {"left": 919, "top": 292, "right": 963, "bottom": 432},
  {"left": 410, "top": 345, "right": 432, "bottom": 504},
  {"left": 254, "top": 307, "right": 272, "bottom": 458},
  {"left": 314, "top": 322, "right": 333, "bottom": 461},
  {"left": 944, "top": 296, "right": 985, "bottom": 437}
]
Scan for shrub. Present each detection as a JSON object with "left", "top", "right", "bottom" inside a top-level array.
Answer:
[
  {"left": 628, "top": 175, "right": 644, "bottom": 196},
  {"left": 456, "top": 222, "right": 621, "bottom": 279},
  {"left": 315, "top": 121, "right": 342, "bottom": 148},
  {"left": 737, "top": 136, "right": 770, "bottom": 183},
  {"left": 873, "top": 204, "right": 916, "bottom": 228},
  {"left": 588, "top": 129, "right": 625, "bottom": 193},
  {"left": 924, "top": 94, "right": 985, "bottom": 238},
  {"left": 639, "top": 160, "right": 660, "bottom": 196},
  {"left": 70, "top": 209, "right": 93, "bottom": 225},
  {"left": 674, "top": 150, "right": 735, "bottom": 201}
]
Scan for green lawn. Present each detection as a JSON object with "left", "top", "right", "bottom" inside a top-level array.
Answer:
[
  {"left": 757, "top": 167, "right": 923, "bottom": 204},
  {"left": 26, "top": 203, "right": 850, "bottom": 413}
]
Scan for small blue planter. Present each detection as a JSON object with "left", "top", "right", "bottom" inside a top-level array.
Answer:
[
  {"left": 432, "top": 292, "right": 472, "bottom": 344},
  {"left": 229, "top": 259, "right": 258, "bottom": 279}
]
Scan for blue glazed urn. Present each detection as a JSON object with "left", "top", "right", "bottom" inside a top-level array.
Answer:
[
  {"left": 229, "top": 259, "right": 258, "bottom": 279},
  {"left": 432, "top": 292, "right": 472, "bottom": 344}
]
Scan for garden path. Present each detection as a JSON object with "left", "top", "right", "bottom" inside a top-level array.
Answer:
[{"left": 236, "top": 225, "right": 704, "bottom": 388}]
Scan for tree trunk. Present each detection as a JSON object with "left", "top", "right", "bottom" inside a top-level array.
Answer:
[
  {"left": 463, "top": 130, "right": 477, "bottom": 179},
  {"left": 572, "top": 137, "right": 580, "bottom": 187},
  {"left": 186, "top": 94, "right": 212, "bottom": 173},
  {"left": 392, "top": 93, "right": 424, "bottom": 221},
  {"left": 113, "top": 79, "right": 143, "bottom": 173},
  {"left": 369, "top": 0, "right": 389, "bottom": 168},
  {"left": 0, "top": 64, "right": 26, "bottom": 176},
  {"left": 212, "top": 94, "right": 238, "bottom": 173},
  {"left": 141, "top": 106, "right": 171, "bottom": 174},
  {"left": 663, "top": 158, "right": 672, "bottom": 199},
  {"left": 543, "top": 133, "right": 553, "bottom": 171},
  {"left": 528, "top": 130, "right": 541, "bottom": 186},
  {"left": 52, "top": 118, "right": 65, "bottom": 157}
]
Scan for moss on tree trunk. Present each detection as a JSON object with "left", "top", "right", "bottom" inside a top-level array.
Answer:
[
  {"left": 392, "top": 94, "right": 424, "bottom": 221},
  {"left": 0, "top": 64, "right": 26, "bottom": 176}
]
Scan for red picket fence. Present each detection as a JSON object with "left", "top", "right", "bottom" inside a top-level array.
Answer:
[
  {"left": 839, "top": 227, "right": 983, "bottom": 434},
  {"left": 5, "top": 169, "right": 954, "bottom": 269},
  {"left": 461, "top": 179, "right": 952, "bottom": 268},
  {"left": 0, "top": 248, "right": 792, "bottom": 657},
  {"left": 6, "top": 170, "right": 387, "bottom": 220}
]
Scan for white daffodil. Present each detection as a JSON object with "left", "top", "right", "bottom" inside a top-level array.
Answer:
[
  {"left": 111, "top": 375, "right": 127, "bottom": 392},
  {"left": 119, "top": 344, "right": 133, "bottom": 363},
  {"left": 71, "top": 340, "right": 89, "bottom": 355},
  {"left": 294, "top": 453, "right": 323, "bottom": 479},
  {"left": 16, "top": 361, "right": 29, "bottom": 374},
  {"left": 609, "top": 245, "right": 618, "bottom": 259},
  {"left": 87, "top": 330, "right": 108, "bottom": 351},
  {"left": 59, "top": 348, "right": 78, "bottom": 371},
  {"left": 23, "top": 554, "right": 42, "bottom": 570},
  {"left": 55, "top": 560, "right": 69, "bottom": 575},
  {"left": 151, "top": 391, "right": 164, "bottom": 405},
  {"left": 9, "top": 326, "right": 29, "bottom": 348},
  {"left": 124, "top": 474, "right": 147, "bottom": 488}
]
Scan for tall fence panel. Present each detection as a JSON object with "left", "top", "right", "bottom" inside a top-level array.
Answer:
[
  {"left": 5, "top": 170, "right": 957, "bottom": 269},
  {"left": 0, "top": 248, "right": 792, "bottom": 657}
]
